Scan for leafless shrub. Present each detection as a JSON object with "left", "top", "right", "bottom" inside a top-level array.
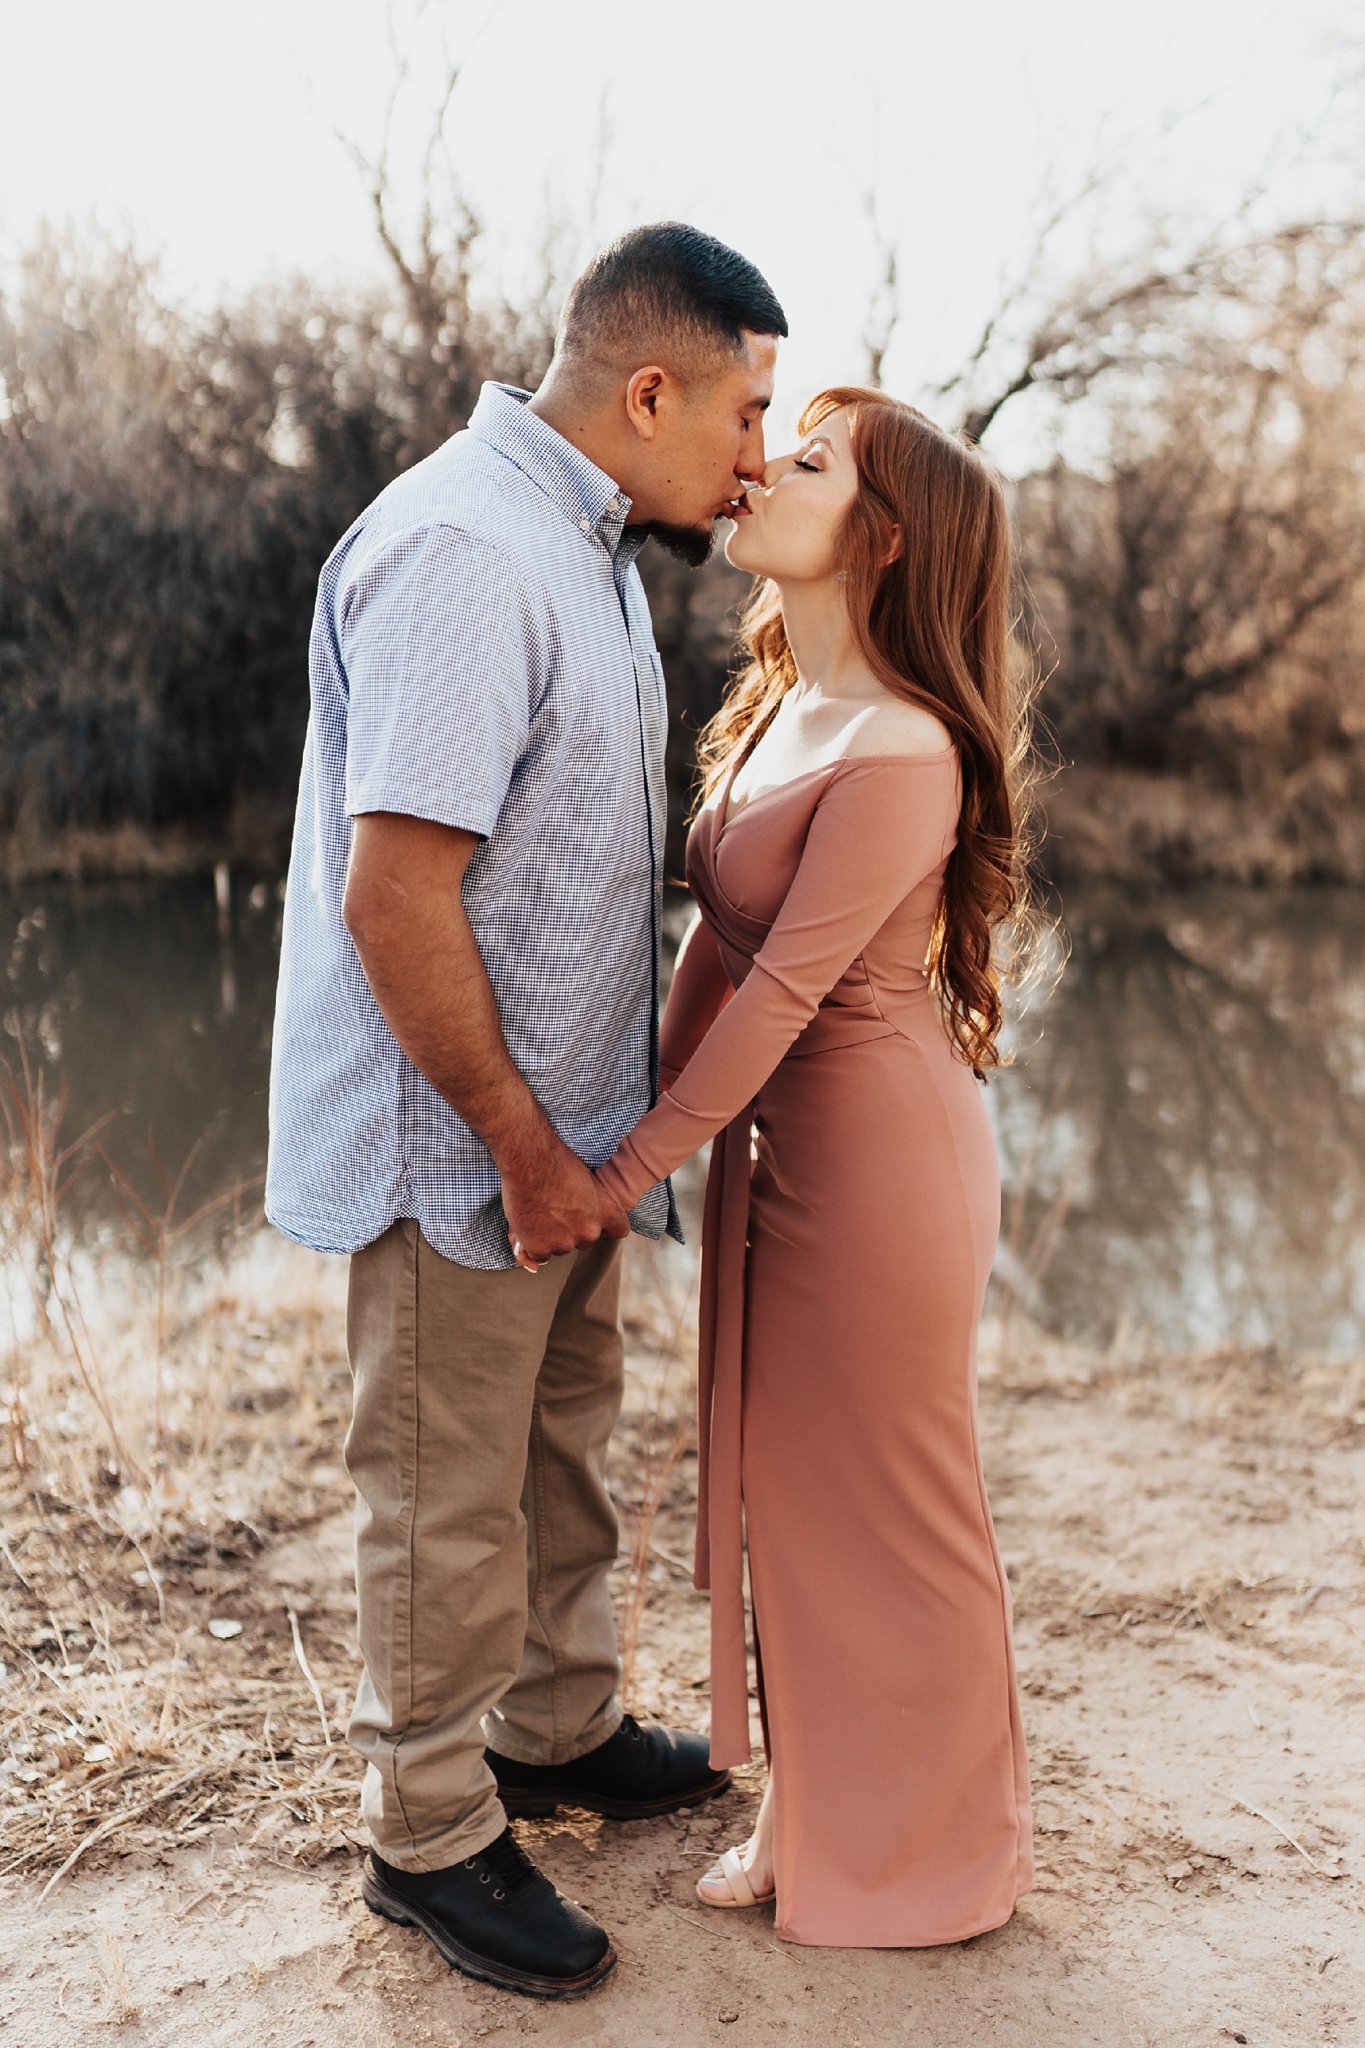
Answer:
[
  {"left": 0, "top": 214, "right": 554, "bottom": 869},
  {"left": 1015, "top": 225, "right": 1365, "bottom": 803}
]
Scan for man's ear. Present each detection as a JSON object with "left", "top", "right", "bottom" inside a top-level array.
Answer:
[{"left": 624, "top": 365, "right": 668, "bottom": 440}]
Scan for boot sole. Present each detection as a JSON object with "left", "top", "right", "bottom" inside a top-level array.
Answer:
[
  {"left": 498, "top": 1770, "right": 732, "bottom": 1822},
  {"left": 361, "top": 1867, "right": 616, "bottom": 2000}
]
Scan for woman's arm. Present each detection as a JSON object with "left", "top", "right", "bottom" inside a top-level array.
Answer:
[
  {"left": 659, "top": 909, "right": 734, "bottom": 1089},
  {"left": 595, "top": 758, "right": 957, "bottom": 1210}
]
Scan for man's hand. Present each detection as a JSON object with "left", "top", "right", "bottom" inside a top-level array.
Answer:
[{"left": 501, "top": 1137, "right": 630, "bottom": 1272}]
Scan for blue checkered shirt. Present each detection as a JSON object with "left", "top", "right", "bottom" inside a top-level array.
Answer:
[{"left": 265, "top": 380, "right": 684, "bottom": 1269}]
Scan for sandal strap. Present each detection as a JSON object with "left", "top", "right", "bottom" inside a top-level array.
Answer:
[{"left": 719, "top": 1845, "right": 757, "bottom": 1908}]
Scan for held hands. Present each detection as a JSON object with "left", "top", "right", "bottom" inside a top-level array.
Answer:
[{"left": 501, "top": 1137, "right": 630, "bottom": 1274}]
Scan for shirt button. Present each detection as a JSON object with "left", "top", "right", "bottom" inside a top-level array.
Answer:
[
  {"left": 606, "top": 497, "right": 620, "bottom": 512},
  {"left": 578, "top": 516, "right": 591, "bottom": 531}
]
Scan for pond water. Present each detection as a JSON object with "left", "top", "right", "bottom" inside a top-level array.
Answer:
[{"left": 2, "top": 873, "right": 1362, "bottom": 1357}]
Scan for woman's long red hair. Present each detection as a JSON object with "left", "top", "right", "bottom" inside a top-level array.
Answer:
[{"left": 694, "top": 386, "right": 1046, "bottom": 1076}]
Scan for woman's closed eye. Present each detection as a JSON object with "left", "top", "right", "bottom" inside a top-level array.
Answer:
[{"left": 793, "top": 457, "right": 819, "bottom": 473}]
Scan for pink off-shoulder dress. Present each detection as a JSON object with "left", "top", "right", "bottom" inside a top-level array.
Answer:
[{"left": 594, "top": 746, "right": 1034, "bottom": 1948}]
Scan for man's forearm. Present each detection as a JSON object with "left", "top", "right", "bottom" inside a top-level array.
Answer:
[{"left": 347, "top": 883, "right": 557, "bottom": 1175}]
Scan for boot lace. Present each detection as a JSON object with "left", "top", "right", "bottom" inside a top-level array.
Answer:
[{"left": 465, "top": 1828, "right": 540, "bottom": 1902}]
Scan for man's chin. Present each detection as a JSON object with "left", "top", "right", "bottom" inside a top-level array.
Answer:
[{"left": 639, "top": 518, "right": 719, "bottom": 569}]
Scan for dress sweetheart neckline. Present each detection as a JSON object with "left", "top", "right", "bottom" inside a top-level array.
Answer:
[{"left": 713, "top": 747, "right": 958, "bottom": 847}]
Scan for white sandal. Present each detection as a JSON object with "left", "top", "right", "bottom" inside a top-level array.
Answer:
[{"left": 696, "top": 1840, "right": 776, "bottom": 1909}]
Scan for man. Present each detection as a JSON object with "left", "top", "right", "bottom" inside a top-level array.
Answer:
[{"left": 266, "top": 222, "right": 785, "bottom": 2000}]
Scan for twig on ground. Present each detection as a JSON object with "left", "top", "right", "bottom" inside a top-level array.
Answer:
[
  {"left": 288, "top": 1608, "right": 333, "bottom": 1751},
  {"left": 1231, "top": 1796, "right": 1321, "bottom": 1872},
  {"left": 649, "top": 1541, "right": 695, "bottom": 1579},
  {"left": 0, "top": 1532, "right": 32, "bottom": 1591}
]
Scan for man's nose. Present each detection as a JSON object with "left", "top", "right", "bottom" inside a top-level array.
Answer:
[{"left": 736, "top": 421, "right": 768, "bottom": 483}]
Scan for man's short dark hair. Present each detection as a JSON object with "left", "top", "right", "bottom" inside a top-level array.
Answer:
[{"left": 557, "top": 223, "right": 787, "bottom": 387}]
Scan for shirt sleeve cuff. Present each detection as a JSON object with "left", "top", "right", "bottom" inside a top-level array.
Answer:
[{"left": 343, "top": 785, "right": 499, "bottom": 836}]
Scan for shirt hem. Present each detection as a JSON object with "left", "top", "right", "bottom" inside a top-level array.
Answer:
[{"left": 266, "top": 1193, "right": 679, "bottom": 1264}]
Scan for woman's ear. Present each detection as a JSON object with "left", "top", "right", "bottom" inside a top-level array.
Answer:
[{"left": 882, "top": 526, "right": 904, "bottom": 568}]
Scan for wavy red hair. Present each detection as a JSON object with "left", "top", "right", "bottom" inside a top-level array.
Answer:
[{"left": 694, "top": 385, "right": 1046, "bottom": 1076}]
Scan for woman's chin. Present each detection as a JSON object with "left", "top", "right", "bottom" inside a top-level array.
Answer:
[{"left": 722, "top": 522, "right": 764, "bottom": 574}]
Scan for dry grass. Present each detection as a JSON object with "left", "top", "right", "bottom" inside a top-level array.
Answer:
[
  {"left": 0, "top": 1239, "right": 362, "bottom": 1891},
  {"left": 4, "top": 1044, "right": 1361, "bottom": 1909},
  {"left": 12, "top": 1220, "right": 1355, "bottom": 1900},
  {"left": 0, "top": 1043, "right": 365, "bottom": 1888},
  {"left": 0, "top": 1045, "right": 710, "bottom": 1892},
  {"left": 613, "top": 1234, "right": 700, "bottom": 1700},
  {"left": 0, "top": 1231, "right": 707, "bottom": 1894}
]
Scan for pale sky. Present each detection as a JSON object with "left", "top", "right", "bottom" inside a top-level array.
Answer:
[{"left": 1, "top": 0, "right": 1357, "bottom": 467}]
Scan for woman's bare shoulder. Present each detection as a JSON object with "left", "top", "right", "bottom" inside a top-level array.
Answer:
[{"left": 840, "top": 694, "right": 955, "bottom": 761}]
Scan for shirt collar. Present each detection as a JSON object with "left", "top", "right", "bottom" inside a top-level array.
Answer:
[{"left": 467, "top": 381, "right": 639, "bottom": 557}]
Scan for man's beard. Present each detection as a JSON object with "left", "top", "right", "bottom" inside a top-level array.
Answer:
[{"left": 637, "top": 518, "right": 720, "bottom": 569}]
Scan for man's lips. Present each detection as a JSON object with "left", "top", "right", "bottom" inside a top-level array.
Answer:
[{"left": 719, "top": 490, "right": 756, "bottom": 520}]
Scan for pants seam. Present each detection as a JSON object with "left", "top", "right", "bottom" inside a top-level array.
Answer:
[
  {"left": 527, "top": 1391, "right": 569, "bottom": 1755},
  {"left": 388, "top": 1221, "right": 421, "bottom": 1861}
]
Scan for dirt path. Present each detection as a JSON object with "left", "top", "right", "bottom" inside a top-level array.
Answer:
[{"left": 2, "top": 1301, "right": 1361, "bottom": 2047}]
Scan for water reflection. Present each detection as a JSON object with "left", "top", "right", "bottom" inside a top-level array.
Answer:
[
  {"left": 1, "top": 876, "right": 282, "bottom": 1248},
  {"left": 990, "top": 884, "right": 1365, "bottom": 1352},
  {"left": 2, "top": 876, "right": 1362, "bottom": 1355}
]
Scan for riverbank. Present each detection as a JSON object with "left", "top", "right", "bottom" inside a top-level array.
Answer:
[
  {"left": 0, "top": 1236, "right": 1360, "bottom": 2044},
  {"left": 6, "top": 761, "right": 1365, "bottom": 887},
  {"left": 0, "top": 819, "right": 275, "bottom": 885},
  {"left": 1040, "top": 762, "right": 1365, "bottom": 887}
]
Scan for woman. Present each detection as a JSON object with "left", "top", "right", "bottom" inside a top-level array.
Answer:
[{"left": 592, "top": 387, "right": 1038, "bottom": 1947}]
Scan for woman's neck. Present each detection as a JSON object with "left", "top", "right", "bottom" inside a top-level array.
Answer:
[{"left": 775, "top": 577, "right": 879, "bottom": 703}]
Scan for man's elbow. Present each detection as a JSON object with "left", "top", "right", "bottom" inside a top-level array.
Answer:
[{"left": 341, "top": 866, "right": 384, "bottom": 954}]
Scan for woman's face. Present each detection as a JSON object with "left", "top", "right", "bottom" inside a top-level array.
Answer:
[{"left": 722, "top": 404, "right": 860, "bottom": 582}]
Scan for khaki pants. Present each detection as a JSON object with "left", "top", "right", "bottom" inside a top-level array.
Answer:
[{"left": 343, "top": 1219, "right": 627, "bottom": 1872}]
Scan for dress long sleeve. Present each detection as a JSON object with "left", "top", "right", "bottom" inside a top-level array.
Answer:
[
  {"left": 659, "top": 910, "right": 734, "bottom": 1089},
  {"left": 595, "top": 758, "right": 956, "bottom": 1212}
]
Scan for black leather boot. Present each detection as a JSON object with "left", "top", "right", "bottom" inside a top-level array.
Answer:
[
  {"left": 487, "top": 1711, "right": 731, "bottom": 1820},
  {"left": 361, "top": 1826, "right": 615, "bottom": 1999}
]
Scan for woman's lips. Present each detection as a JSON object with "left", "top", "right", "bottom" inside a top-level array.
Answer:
[{"left": 720, "top": 491, "right": 756, "bottom": 519}]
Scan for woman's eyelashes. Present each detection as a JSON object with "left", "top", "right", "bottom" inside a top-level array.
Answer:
[{"left": 793, "top": 456, "right": 819, "bottom": 473}]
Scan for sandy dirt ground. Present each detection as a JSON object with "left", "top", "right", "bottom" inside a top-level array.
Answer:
[{"left": 1, "top": 1258, "right": 1361, "bottom": 2048}]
